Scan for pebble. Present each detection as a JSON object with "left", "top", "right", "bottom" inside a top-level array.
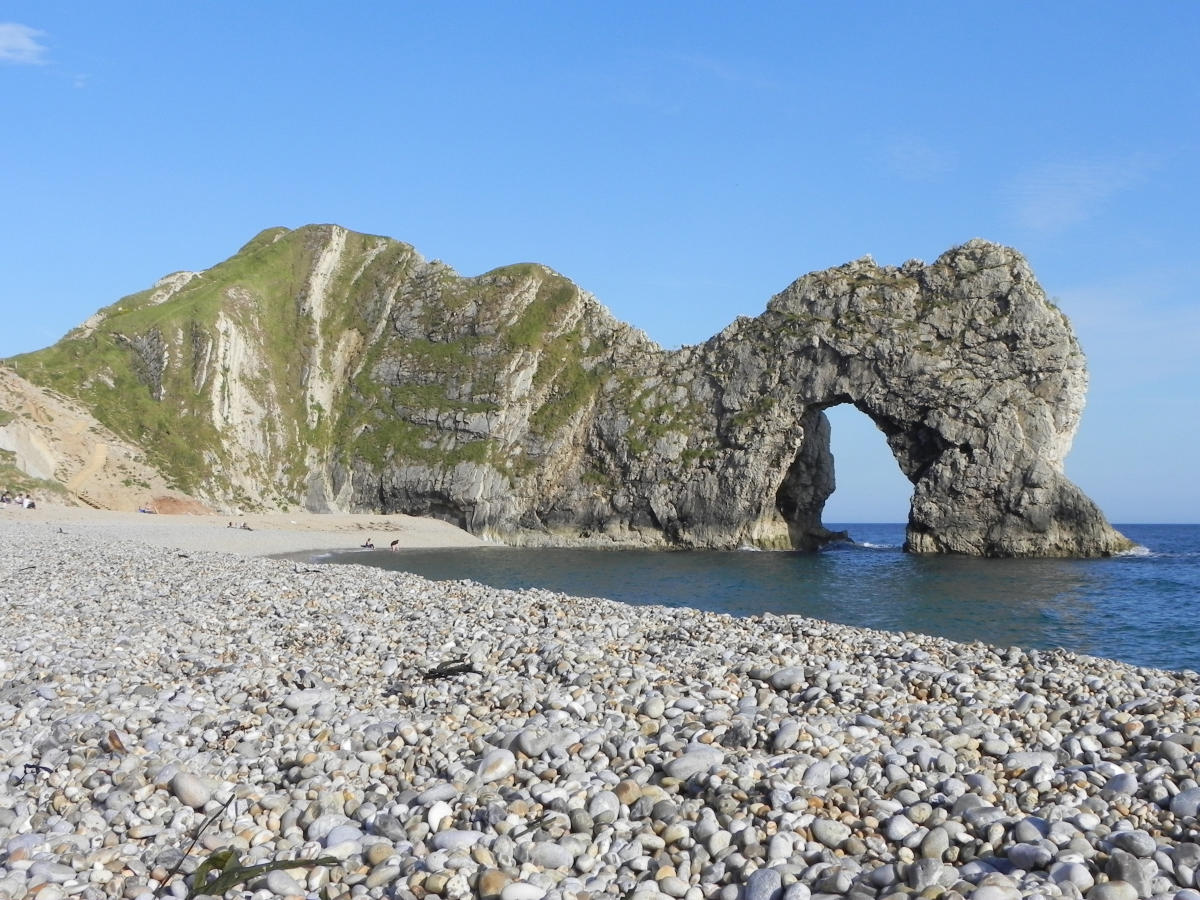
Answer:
[
  {"left": 664, "top": 746, "right": 724, "bottom": 780},
  {"left": 1086, "top": 882, "right": 1139, "bottom": 900},
  {"left": 1171, "top": 790, "right": 1200, "bottom": 819},
  {"left": 168, "top": 771, "right": 211, "bottom": 809},
  {"left": 1, "top": 523, "right": 1199, "bottom": 900},
  {"left": 501, "top": 883, "right": 547, "bottom": 900},
  {"left": 476, "top": 748, "right": 517, "bottom": 783},
  {"left": 812, "top": 819, "right": 852, "bottom": 848},
  {"left": 265, "top": 867, "right": 306, "bottom": 895},
  {"left": 744, "top": 866, "right": 784, "bottom": 900}
]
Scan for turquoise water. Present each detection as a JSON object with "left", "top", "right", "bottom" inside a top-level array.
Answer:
[{"left": 321, "top": 524, "right": 1200, "bottom": 673}]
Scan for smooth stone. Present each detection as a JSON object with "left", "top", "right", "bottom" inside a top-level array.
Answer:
[
  {"left": 614, "top": 780, "right": 642, "bottom": 805},
  {"left": 768, "top": 667, "right": 806, "bottom": 691},
  {"left": 364, "top": 842, "right": 395, "bottom": 866},
  {"left": 802, "top": 760, "right": 833, "bottom": 789},
  {"left": 306, "top": 813, "right": 350, "bottom": 842},
  {"left": 641, "top": 696, "right": 667, "bottom": 718},
  {"left": 1109, "top": 830, "right": 1157, "bottom": 858},
  {"left": 527, "top": 842, "right": 573, "bottom": 869},
  {"left": 589, "top": 790, "right": 620, "bottom": 824},
  {"left": 1086, "top": 882, "right": 1139, "bottom": 900},
  {"left": 664, "top": 746, "right": 724, "bottom": 780},
  {"left": 744, "top": 866, "right": 784, "bottom": 900},
  {"left": 282, "top": 688, "right": 333, "bottom": 712},
  {"left": 1170, "top": 790, "right": 1200, "bottom": 819},
  {"left": 427, "top": 800, "right": 453, "bottom": 830},
  {"left": 920, "top": 827, "right": 950, "bottom": 860},
  {"left": 660, "top": 875, "right": 691, "bottom": 897},
  {"left": 169, "top": 772, "right": 211, "bottom": 810},
  {"left": 1012, "top": 817, "right": 1049, "bottom": 842},
  {"left": 1007, "top": 842, "right": 1053, "bottom": 871},
  {"left": 365, "top": 864, "right": 402, "bottom": 889},
  {"left": 773, "top": 721, "right": 801, "bottom": 752},
  {"left": 1106, "top": 850, "right": 1155, "bottom": 897},
  {"left": 478, "top": 869, "right": 512, "bottom": 900},
  {"left": 29, "top": 861, "right": 76, "bottom": 883},
  {"left": 265, "top": 868, "right": 306, "bottom": 895},
  {"left": 516, "top": 729, "right": 552, "bottom": 757},
  {"left": 884, "top": 815, "right": 917, "bottom": 841},
  {"left": 1002, "top": 752, "right": 1057, "bottom": 772},
  {"left": 908, "top": 859, "right": 946, "bottom": 891},
  {"left": 417, "top": 783, "right": 458, "bottom": 804},
  {"left": 1050, "top": 862, "right": 1095, "bottom": 892},
  {"left": 568, "top": 808, "right": 594, "bottom": 834},
  {"left": 431, "top": 829, "right": 485, "bottom": 851},
  {"left": 812, "top": 819, "right": 851, "bottom": 848},
  {"left": 476, "top": 749, "right": 517, "bottom": 783},
  {"left": 323, "top": 823, "right": 364, "bottom": 847},
  {"left": 1102, "top": 774, "right": 1139, "bottom": 798}
]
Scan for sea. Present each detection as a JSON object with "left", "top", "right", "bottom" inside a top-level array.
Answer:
[{"left": 321, "top": 524, "right": 1200, "bottom": 674}]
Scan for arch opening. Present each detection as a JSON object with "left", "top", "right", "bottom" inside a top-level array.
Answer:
[
  {"left": 821, "top": 403, "right": 914, "bottom": 527},
  {"left": 772, "top": 402, "right": 916, "bottom": 549}
]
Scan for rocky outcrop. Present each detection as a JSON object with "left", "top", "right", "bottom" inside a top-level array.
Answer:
[{"left": 7, "top": 226, "right": 1130, "bottom": 556}]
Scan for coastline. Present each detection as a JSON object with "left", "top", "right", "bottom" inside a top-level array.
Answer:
[
  {"left": 0, "top": 519, "right": 1197, "bottom": 900},
  {"left": 0, "top": 503, "right": 485, "bottom": 558}
]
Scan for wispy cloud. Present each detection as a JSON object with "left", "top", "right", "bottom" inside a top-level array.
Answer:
[
  {"left": 883, "top": 135, "right": 957, "bottom": 182},
  {"left": 0, "top": 23, "right": 48, "bottom": 65},
  {"left": 1004, "top": 155, "right": 1154, "bottom": 232}
]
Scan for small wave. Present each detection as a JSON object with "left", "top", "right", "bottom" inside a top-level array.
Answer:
[
  {"left": 859, "top": 541, "right": 900, "bottom": 550},
  {"left": 737, "top": 544, "right": 762, "bottom": 552},
  {"left": 1118, "top": 544, "right": 1153, "bottom": 558}
]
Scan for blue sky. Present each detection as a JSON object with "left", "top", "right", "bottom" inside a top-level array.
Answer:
[{"left": 2, "top": 3, "right": 1197, "bottom": 522}]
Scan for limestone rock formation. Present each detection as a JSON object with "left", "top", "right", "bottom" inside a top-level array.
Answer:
[{"left": 7, "top": 225, "right": 1130, "bottom": 556}]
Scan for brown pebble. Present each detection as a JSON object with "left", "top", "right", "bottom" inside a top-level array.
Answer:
[
  {"left": 477, "top": 868, "right": 511, "bottom": 899},
  {"left": 364, "top": 842, "right": 394, "bottom": 866},
  {"left": 615, "top": 779, "right": 642, "bottom": 805}
]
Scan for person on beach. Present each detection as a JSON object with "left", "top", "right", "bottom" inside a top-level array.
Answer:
[
  {"left": 390, "top": 539, "right": 400, "bottom": 550},
  {"left": 362, "top": 538, "right": 374, "bottom": 549}
]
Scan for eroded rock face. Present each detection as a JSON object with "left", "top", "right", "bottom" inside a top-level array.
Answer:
[
  {"left": 11, "top": 226, "right": 1129, "bottom": 556},
  {"left": 606, "top": 239, "right": 1129, "bottom": 557}
]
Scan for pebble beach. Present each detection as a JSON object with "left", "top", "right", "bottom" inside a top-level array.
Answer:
[{"left": 1, "top": 515, "right": 1198, "bottom": 900}]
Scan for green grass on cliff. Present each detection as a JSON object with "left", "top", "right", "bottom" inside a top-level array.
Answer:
[
  {"left": 8, "top": 226, "right": 630, "bottom": 505},
  {"left": 7, "top": 227, "right": 334, "bottom": 493}
]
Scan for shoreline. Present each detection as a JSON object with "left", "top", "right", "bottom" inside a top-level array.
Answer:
[
  {"left": 1, "top": 519, "right": 1198, "bottom": 900},
  {"left": 0, "top": 503, "right": 485, "bottom": 558}
]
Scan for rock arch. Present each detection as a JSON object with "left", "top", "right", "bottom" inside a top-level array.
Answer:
[{"left": 628, "top": 240, "right": 1129, "bottom": 556}]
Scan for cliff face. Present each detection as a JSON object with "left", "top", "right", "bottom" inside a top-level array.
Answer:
[{"left": 8, "top": 225, "right": 1130, "bottom": 557}]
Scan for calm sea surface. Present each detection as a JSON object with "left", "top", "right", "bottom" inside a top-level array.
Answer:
[{"left": 321, "top": 524, "right": 1200, "bottom": 674}]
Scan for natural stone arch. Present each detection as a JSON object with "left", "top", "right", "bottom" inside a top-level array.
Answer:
[
  {"left": 345, "top": 236, "right": 1129, "bottom": 557},
  {"left": 631, "top": 239, "right": 1129, "bottom": 556}
]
